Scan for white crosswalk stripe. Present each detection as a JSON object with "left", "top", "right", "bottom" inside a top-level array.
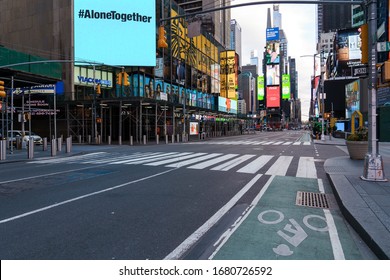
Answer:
[
  {"left": 265, "top": 156, "right": 293, "bottom": 176},
  {"left": 296, "top": 157, "right": 317, "bottom": 178},
  {"left": 237, "top": 155, "right": 274, "bottom": 174},
  {"left": 186, "top": 140, "right": 311, "bottom": 146},
  {"left": 211, "top": 154, "right": 256, "bottom": 171},
  {"left": 29, "top": 152, "right": 318, "bottom": 178}
]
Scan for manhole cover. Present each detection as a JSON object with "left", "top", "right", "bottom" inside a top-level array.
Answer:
[{"left": 296, "top": 191, "right": 330, "bottom": 209}]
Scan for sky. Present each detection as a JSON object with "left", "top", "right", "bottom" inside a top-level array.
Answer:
[{"left": 231, "top": 1, "right": 318, "bottom": 121}]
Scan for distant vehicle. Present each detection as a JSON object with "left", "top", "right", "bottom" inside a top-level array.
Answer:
[{"left": 6, "top": 130, "right": 43, "bottom": 146}]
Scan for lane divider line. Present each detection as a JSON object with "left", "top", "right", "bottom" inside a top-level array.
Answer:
[
  {"left": 164, "top": 174, "right": 264, "bottom": 260},
  {"left": 0, "top": 169, "right": 176, "bottom": 225}
]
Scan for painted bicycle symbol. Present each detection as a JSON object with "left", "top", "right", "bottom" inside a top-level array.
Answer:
[{"left": 257, "top": 210, "right": 328, "bottom": 256}]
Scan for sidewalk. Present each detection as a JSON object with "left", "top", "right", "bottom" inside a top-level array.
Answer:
[
  {"left": 0, "top": 143, "right": 114, "bottom": 163},
  {"left": 315, "top": 138, "right": 390, "bottom": 259}
]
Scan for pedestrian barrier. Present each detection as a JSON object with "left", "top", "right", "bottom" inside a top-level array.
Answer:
[
  {"left": 0, "top": 139, "right": 6, "bottom": 160},
  {"left": 66, "top": 137, "right": 72, "bottom": 153},
  {"left": 57, "top": 137, "right": 62, "bottom": 152},
  {"left": 43, "top": 137, "right": 48, "bottom": 151},
  {"left": 51, "top": 138, "right": 57, "bottom": 157},
  {"left": 27, "top": 139, "right": 34, "bottom": 159}
]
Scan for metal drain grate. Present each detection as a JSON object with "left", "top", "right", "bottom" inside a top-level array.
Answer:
[{"left": 296, "top": 191, "right": 330, "bottom": 209}]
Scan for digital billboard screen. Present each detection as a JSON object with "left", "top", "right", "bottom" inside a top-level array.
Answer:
[
  {"left": 282, "top": 74, "right": 290, "bottom": 100},
  {"left": 345, "top": 79, "right": 360, "bottom": 118},
  {"left": 257, "top": 76, "right": 265, "bottom": 101},
  {"left": 74, "top": 0, "right": 156, "bottom": 66},
  {"left": 336, "top": 28, "right": 361, "bottom": 62},
  {"left": 266, "top": 65, "right": 280, "bottom": 86},
  {"left": 265, "top": 42, "right": 280, "bottom": 64},
  {"left": 266, "top": 27, "right": 279, "bottom": 41},
  {"left": 266, "top": 86, "right": 280, "bottom": 108}
]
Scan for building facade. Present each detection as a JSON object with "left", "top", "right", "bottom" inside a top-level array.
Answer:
[
  {"left": 0, "top": 0, "right": 241, "bottom": 145},
  {"left": 230, "top": 19, "right": 242, "bottom": 67}
]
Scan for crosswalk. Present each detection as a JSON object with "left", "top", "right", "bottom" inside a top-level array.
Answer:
[
  {"left": 30, "top": 151, "right": 318, "bottom": 178},
  {"left": 186, "top": 140, "right": 311, "bottom": 146}
]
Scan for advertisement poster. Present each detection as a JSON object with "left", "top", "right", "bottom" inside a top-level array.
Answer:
[
  {"left": 266, "top": 27, "right": 279, "bottom": 41},
  {"left": 266, "top": 65, "right": 280, "bottom": 86},
  {"left": 265, "top": 42, "right": 280, "bottom": 64},
  {"left": 282, "top": 74, "right": 290, "bottom": 100},
  {"left": 345, "top": 79, "right": 360, "bottom": 118},
  {"left": 74, "top": 0, "right": 156, "bottom": 66},
  {"left": 267, "top": 86, "right": 280, "bottom": 108},
  {"left": 257, "top": 76, "right": 265, "bottom": 101},
  {"left": 190, "top": 122, "right": 199, "bottom": 135}
]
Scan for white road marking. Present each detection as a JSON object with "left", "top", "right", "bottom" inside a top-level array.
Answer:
[
  {"left": 237, "top": 155, "right": 274, "bottom": 174},
  {"left": 211, "top": 154, "right": 256, "bottom": 171},
  {"left": 265, "top": 156, "right": 293, "bottom": 176},
  {"left": 0, "top": 169, "right": 176, "bottom": 225},
  {"left": 296, "top": 157, "right": 317, "bottom": 178},
  {"left": 209, "top": 175, "right": 275, "bottom": 259},
  {"left": 164, "top": 174, "right": 263, "bottom": 260},
  {"left": 187, "top": 154, "right": 239, "bottom": 169},
  {"left": 165, "top": 153, "right": 222, "bottom": 168},
  {"left": 318, "top": 179, "right": 345, "bottom": 260},
  {"left": 145, "top": 153, "right": 206, "bottom": 166}
]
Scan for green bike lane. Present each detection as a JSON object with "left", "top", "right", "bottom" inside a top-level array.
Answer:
[{"left": 211, "top": 175, "right": 365, "bottom": 260}]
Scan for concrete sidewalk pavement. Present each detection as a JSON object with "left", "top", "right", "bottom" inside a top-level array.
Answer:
[{"left": 315, "top": 138, "right": 390, "bottom": 259}]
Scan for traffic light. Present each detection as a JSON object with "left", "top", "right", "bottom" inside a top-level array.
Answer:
[
  {"left": 116, "top": 72, "right": 123, "bottom": 85},
  {"left": 158, "top": 26, "right": 168, "bottom": 48},
  {"left": 123, "top": 72, "right": 130, "bottom": 86},
  {"left": 359, "top": 23, "right": 368, "bottom": 64},
  {"left": 0, "top": 80, "right": 6, "bottom": 98},
  {"left": 96, "top": 84, "right": 101, "bottom": 95}
]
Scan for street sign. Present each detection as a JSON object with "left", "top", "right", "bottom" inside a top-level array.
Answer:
[
  {"left": 377, "top": 41, "right": 390, "bottom": 52},
  {"left": 377, "top": 21, "right": 385, "bottom": 39}
]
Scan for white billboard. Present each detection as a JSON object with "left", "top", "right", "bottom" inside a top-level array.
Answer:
[{"left": 74, "top": 0, "right": 156, "bottom": 66}]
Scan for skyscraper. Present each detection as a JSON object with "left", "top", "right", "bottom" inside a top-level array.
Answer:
[
  {"left": 230, "top": 19, "right": 242, "bottom": 67},
  {"left": 317, "top": 3, "right": 352, "bottom": 36},
  {"left": 177, "top": 0, "right": 231, "bottom": 48},
  {"left": 250, "top": 49, "right": 259, "bottom": 71}
]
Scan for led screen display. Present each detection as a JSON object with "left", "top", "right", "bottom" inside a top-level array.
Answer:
[
  {"left": 266, "top": 65, "right": 280, "bottom": 86},
  {"left": 190, "top": 122, "right": 199, "bottom": 135},
  {"left": 282, "top": 74, "right": 290, "bottom": 100},
  {"left": 266, "top": 86, "right": 280, "bottom": 108},
  {"left": 265, "top": 42, "right": 280, "bottom": 64},
  {"left": 345, "top": 79, "right": 360, "bottom": 118},
  {"left": 74, "top": 0, "right": 156, "bottom": 66},
  {"left": 257, "top": 76, "right": 265, "bottom": 101},
  {"left": 336, "top": 28, "right": 361, "bottom": 62},
  {"left": 218, "top": 96, "right": 237, "bottom": 114}
]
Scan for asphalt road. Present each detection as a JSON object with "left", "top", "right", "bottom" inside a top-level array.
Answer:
[{"left": 0, "top": 130, "right": 376, "bottom": 259}]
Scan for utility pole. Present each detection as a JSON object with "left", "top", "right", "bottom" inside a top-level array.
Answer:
[
  {"left": 320, "top": 49, "right": 325, "bottom": 141},
  {"left": 362, "top": 0, "right": 386, "bottom": 181}
]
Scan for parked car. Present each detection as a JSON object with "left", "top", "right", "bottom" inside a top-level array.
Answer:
[{"left": 6, "top": 130, "right": 43, "bottom": 146}]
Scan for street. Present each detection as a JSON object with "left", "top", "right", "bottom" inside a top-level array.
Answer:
[{"left": 0, "top": 130, "right": 376, "bottom": 259}]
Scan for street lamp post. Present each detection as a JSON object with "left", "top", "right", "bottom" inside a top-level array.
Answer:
[{"left": 300, "top": 53, "right": 320, "bottom": 137}]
